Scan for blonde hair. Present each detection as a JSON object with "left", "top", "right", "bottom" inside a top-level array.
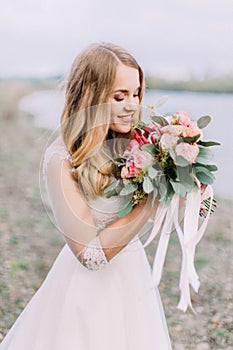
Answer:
[{"left": 60, "top": 42, "right": 145, "bottom": 198}]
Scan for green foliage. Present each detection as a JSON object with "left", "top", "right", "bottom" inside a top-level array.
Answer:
[
  {"left": 151, "top": 115, "right": 169, "bottom": 126},
  {"left": 119, "top": 183, "right": 138, "bottom": 196},
  {"left": 118, "top": 198, "right": 133, "bottom": 217},
  {"left": 143, "top": 177, "right": 154, "bottom": 194},
  {"left": 197, "top": 115, "right": 211, "bottom": 129}
]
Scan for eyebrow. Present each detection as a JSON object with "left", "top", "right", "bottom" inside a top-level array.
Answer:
[{"left": 113, "top": 87, "right": 140, "bottom": 93}]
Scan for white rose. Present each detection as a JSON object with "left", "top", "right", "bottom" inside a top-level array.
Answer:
[
  {"left": 160, "top": 133, "right": 179, "bottom": 150},
  {"left": 161, "top": 125, "right": 187, "bottom": 136}
]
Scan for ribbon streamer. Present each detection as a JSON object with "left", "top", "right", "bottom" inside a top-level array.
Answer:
[{"left": 144, "top": 185, "right": 213, "bottom": 312}]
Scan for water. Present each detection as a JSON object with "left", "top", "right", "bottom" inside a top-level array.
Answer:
[{"left": 19, "top": 89, "right": 233, "bottom": 199}]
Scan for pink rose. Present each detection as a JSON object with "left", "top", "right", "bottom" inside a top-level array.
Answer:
[
  {"left": 175, "top": 142, "right": 199, "bottom": 164},
  {"left": 175, "top": 110, "right": 192, "bottom": 127},
  {"left": 128, "top": 139, "right": 140, "bottom": 151},
  {"left": 121, "top": 166, "right": 130, "bottom": 179},
  {"left": 134, "top": 150, "right": 154, "bottom": 170},
  {"left": 182, "top": 122, "right": 203, "bottom": 139}
]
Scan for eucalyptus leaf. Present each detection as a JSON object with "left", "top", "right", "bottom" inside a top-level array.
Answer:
[
  {"left": 195, "top": 171, "right": 215, "bottom": 185},
  {"left": 151, "top": 115, "right": 169, "bottom": 126},
  {"left": 175, "top": 155, "right": 189, "bottom": 167},
  {"left": 143, "top": 177, "right": 154, "bottom": 194},
  {"left": 204, "top": 164, "right": 218, "bottom": 172},
  {"left": 197, "top": 140, "right": 221, "bottom": 147},
  {"left": 148, "top": 165, "right": 158, "bottom": 179},
  {"left": 105, "top": 189, "right": 118, "bottom": 198},
  {"left": 152, "top": 187, "right": 158, "bottom": 206},
  {"left": 181, "top": 134, "right": 201, "bottom": 143},
  {"left": 194, "top": 166, "right": 213, "bottom": 177},
  {"left": 169, "top": 149, "right": 188, "bottom": 167},
  {"left": 141, "top": 144, "right": 156, "bottom": 156},
  {"left": 196, "top": 147, "right": 213, "bottom": 165},
  {"left": 159, "top": 182, "right": 167, "bottom": 199},
  {"left": 118, "top": 199, "right": 133, "bottom": 217},
  {"left": 119, "top": 183, "right": 138, "bottom": 196},
  {"left": 103, "top": 180, "right": 120, "bottom": 194},
  {"left": 170, "top": 180, "right": 187, "bottom": 197},
  {"left": 197, "top": 115, "right": 211, "bottom": 129}
]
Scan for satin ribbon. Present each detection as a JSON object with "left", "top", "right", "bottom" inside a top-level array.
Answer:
[{"left": 144, "top": 185, "right": 214, "bottom": 312}]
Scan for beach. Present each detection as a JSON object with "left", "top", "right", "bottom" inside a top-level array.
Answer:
[{"left": 0, "top": 81, "right": 232, "bottom": 349}]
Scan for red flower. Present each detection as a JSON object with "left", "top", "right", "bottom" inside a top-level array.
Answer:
[
  {"left": 134, "top": 128, "right": 150, "bottom": 146},
  {"left": 128, "top": 163, "right": 141, "bottom": 177}
]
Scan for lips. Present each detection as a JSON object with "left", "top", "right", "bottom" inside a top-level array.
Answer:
[{"left": 117, "top": 114, "right": 133, "bottom": 123}]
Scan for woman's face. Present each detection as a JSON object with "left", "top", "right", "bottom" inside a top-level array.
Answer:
[{"left": 108, "top": 64, "right": 140, "bottom": 134}]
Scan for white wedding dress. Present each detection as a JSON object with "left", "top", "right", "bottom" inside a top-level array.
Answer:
[{"left": 0, "top": 144, "right": 172, "bottom": 350}]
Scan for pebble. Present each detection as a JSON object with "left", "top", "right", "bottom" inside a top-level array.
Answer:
[{"left": 196, "top": 343, "right": 210, "bottom": 350}]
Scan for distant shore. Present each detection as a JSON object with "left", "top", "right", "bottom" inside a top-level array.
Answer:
[{"left": 2, "top": 72, "right": 233, "bottom": 94}]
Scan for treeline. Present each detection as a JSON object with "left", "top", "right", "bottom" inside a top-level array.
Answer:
[
  {"left": 1, "top": 73, "right": 233, "bottom": 93},
  {"left": 146, "top": 74, "right": 233, "bottom": 93}
]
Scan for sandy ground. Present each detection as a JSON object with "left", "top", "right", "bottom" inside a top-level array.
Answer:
[{"left": 0, "top": 82, "right": 232, "bottom": 349}]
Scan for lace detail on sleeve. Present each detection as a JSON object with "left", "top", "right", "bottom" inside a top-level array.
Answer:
[{"left": 78, "top": 236, "right": 108, "bottom": 271}]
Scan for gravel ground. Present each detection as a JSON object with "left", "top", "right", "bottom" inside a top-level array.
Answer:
[{"left": 0, "top": 82, "right": 232, "bottom": 349}]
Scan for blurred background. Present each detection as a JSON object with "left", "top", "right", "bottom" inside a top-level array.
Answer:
[{"left": 0, "top": 1, "right": 233, "bottom": 349}]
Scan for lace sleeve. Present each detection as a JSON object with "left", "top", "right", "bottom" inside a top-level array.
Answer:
[
  {"left": 41, "top": 143, "right": 109, "bottom": 271},
  {"left": 77, "top": 236, "right": 108, "bottom": 271}
]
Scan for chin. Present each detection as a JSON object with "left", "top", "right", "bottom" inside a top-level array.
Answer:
[{"left": 110, "top": 123, "right": 132, "bottom": 134}]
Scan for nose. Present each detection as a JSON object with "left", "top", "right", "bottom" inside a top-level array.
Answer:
[{"left": 124, "top": 101, "right": 138, "bottom": 112}]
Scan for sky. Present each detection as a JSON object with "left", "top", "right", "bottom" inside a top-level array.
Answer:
[{"left": 0, "top": 0, "right": 233, "bottom": 79}]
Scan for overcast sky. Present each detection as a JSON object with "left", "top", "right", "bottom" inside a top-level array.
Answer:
[{"left": 0, "top": 0, "right": 232, "bottom": 79}]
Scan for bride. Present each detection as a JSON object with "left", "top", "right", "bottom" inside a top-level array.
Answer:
[{"left": 0, "top": 42, "right": 172, "bottom": 349}]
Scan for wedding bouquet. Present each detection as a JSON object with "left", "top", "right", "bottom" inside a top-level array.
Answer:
[
  {"left": 105, "top": 110, "right": 218, "bottom": 216},
  {"left": 105, "top": 109, "right": 220, "bottom": 312}
]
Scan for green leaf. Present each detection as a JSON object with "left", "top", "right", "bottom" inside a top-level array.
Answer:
[
  {"left": 118, "top": 199, "right": 133, "bottom": 217},
  {"left": 175, "top": 155, "right": 189, "bottom": 167},
  {"left": 141, "top": 144, "right": 156, "bottom": 156},
  {"left": 196, "top": 147, "right": 213, "bottom": 165},
  {"left": 204, "top": 164, "right": 218, "bottom": 172},
  {"left": 159, "top": 182, "right": 168, "bottom": 199},
  {"left": 119, "top": 183, "right": 138, "bottom": 196},
  {"left": 197, "top": 115, "right": 211, "bottom": 129},
  {"left": 170, "top": 180, "right": 187, "bottom": 197},
  {"left": 181, "top": 134, "right": 201, "bottom": 143},
  {"left": 152, "top": 187, "right": 158, "bottom": 206},
  {"left": 104, "top": 180, "right": 120, "bottom": 194},
  {"left": 143, "top": 177, "right": 154, "bottom": 194},
  {"left": 105, "top": 189, "right": 118, "bottom": 198},
  {"left": 169, "top": 149, "right": 189, "bottom": 167},
  {"left": 151, "top": 115, "right": 169, "bottom": 126},
  {"left": 197, "top": 140, "right": 221, "bottom": 147},
  {"left": 195, "top": 171, "right": 215, "bottom": 185},
  {"left": 177, "top": 167, "right": 198, "bottom": 191},
  {"left": 148, "top": 166, "right": 158, "bottom": 179}
]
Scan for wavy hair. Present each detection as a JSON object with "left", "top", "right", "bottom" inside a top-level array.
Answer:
[{"left": 60, "top": 42, "right": 145, "bottom": 198}]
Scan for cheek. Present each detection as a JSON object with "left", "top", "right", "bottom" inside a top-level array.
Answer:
[{"left": 110, "top": 102, "right": 124, "bottom": 120}]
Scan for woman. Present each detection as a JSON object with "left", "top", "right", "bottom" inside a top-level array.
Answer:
[{"left": 0, "top": 42, "right": 172, "bottom": 349}]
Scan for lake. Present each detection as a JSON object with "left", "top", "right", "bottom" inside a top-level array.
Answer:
[{"left": 19, "top": 89, "right": 233, "bottom": 199}]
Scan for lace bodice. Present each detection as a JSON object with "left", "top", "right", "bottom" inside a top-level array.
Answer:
[{"left": 42, "top": 142, "right": 126, "bottom": 271}]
